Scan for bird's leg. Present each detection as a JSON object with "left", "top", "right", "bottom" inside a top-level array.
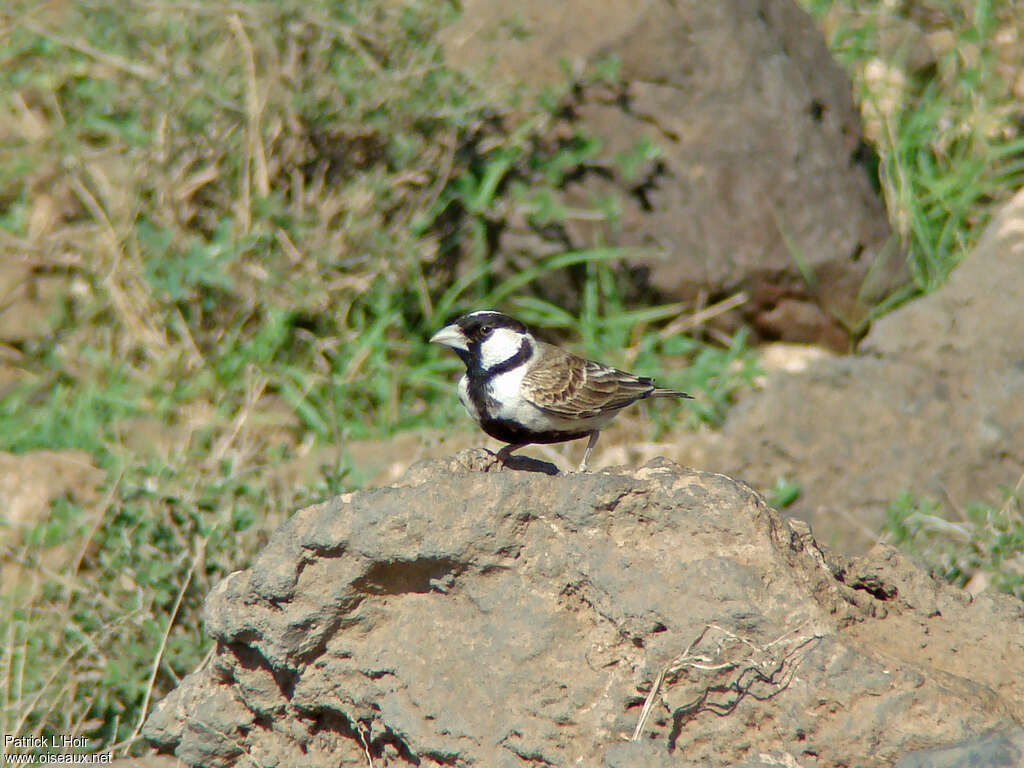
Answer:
[
  {"left": 577, "top": 431, "right": 601, "bottom": 473},
  {"left": 496, "top": 443, "right": 526, "bottom": 465}
]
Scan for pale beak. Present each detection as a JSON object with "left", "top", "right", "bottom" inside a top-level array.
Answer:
[{"left": 429, "top": 324, "right": 469, "bottom": 352}]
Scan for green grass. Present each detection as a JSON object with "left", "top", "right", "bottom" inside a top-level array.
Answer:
[
  {"left": 2, "top": 0, "right": 1023, "bottom": 759},
  {"left": 0, "top": 0, "right": 743, "bottom": 757},
  {"left": 767, "top": 477, "right": 803, "bottom": 511},
  {"left": 2, "top": 452, "right": 354, "bottom": 752},
  {"left": 883, "top": 476, "right": 1024, "bottom": 600},
  {"left": 801, "top": 0, "right": 1024, "bottom": 291}
]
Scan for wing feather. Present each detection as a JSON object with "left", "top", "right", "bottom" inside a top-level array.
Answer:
[{"left": 519, "top": 342, "right": 673, "bottom": 419}]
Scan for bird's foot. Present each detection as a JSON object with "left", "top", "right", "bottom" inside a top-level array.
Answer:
[
  {"left": 495, "top": 443, "right": 526, "bottom": 466},
  {"left": 574, "top": 432, "right": 599, "bottom": 474},
  {"left": 493, "top": 445, "right": 559, "bottom": 476}
]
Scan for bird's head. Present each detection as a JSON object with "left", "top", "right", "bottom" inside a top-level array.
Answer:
[{"left": 430, "top": 311, "right": 532, "bottom": 372}]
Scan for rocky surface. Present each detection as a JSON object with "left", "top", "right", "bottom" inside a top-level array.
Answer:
[
  {"left": 331, "top": 187, "right": 1024, "bottom": 559},
  {"left": 442, "top": 0, "right": 904, "bottom": 349},
  {"left": 892, "top": 729, "right": 1024, "bottom": 768},
  {"left": 145, "top": 452, "right": 1024, "bottom": 767},
  {"left": 109, "top": 757, "right": 183, "bottom": 768},
  {"left": 691, "top": 185, "right": 1024, "bottom": 553}
]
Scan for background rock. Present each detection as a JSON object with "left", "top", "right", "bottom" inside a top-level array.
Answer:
[
  {"left": 109, "top": 757, "right": 184, "bottom": 768},
  {"left": 335, "top": 188, "right": 1024, "bottom": 557},
  {"left": 145, "top": 453, "right": 1024, "bottom": 767},
  {"left": 892, "top": 728, "right": 1024, "bottom": 768},
  {"left": 691, "top": 185, "right": 1024, "bottom": 553},
  {"left": 442, "top": 0, "right": 904, "bottom": 349}
]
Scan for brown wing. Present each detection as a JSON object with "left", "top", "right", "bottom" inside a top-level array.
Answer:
[{"left": 519, "top": 342, "right": 659, "bottom": 419}]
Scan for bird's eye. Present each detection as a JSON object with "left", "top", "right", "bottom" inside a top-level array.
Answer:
[{"left": 478, "top": 324, "right": 493, "bottom": 335}]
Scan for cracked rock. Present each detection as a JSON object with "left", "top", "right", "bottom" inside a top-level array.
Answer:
[
  {"left": 145, "top": 455, "right": 1024, "bottom": 766},
  {"left": 441, "top": 0, "right": 904, "bottom": 349}
]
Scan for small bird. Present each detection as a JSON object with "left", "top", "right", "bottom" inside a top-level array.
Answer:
[{"left": 430, "top": 310, "right": 693, "bottom": 471}]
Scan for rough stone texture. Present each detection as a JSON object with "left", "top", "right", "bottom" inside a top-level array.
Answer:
[
  {"left": 145, "top": 453, "right": 1024, "bottom": 767},
  {"left": 442, "top": 0, "right": 904, "bottom": 349},
  {"left": 892, "top": 728, "right": 1024, "bottom": 768},
  {"left": 690, "top": 186, "right": 1024, "bottom": 553},
  {"left": 109, "top": 757, "right": 185, "bottom": 768}
]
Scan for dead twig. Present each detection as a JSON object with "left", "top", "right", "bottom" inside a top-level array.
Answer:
[
  {"left": 657, "top": 292, "right": 748, "bottom": 341},
  {"left": 357, "top": 723, "right": 376, "bottom": 768},
  {"left": 18, "top": 20, "right": 161, "bottom": 82},
  {"left": 227, "top": 14, "right": 270, "bottom": 232},
  {"left": 631, "top": 623, "right": 823, "bottom": 742},
  {"left": 123, "top": 537, "right": 206, "bottom": 754}
]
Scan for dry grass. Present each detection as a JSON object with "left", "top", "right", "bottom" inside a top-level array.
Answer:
[
  {"left": 1, "top": 0, "right": 1022, "bottom": 759},
  {"left": 0, "top": 0, "right": 738, "bottom": 755},
  {"left": 631, "top": 623, "right": 824, "bottom": 743}
]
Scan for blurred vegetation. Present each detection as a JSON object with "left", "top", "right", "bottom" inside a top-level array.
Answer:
[
  {"left": 883, "top": 475, "right": 1024, "bottom": 601},
  {"left": 803, "top": 0, "right": 1024, "bottom": 604},
  {"left": 767, "top": 476, "right": 802, "bottom": 511},
  {"left": 1, "top": 0, "right": 1022, "bottom": 759},
  {"left": 803, "top": 0, "right": 1024, "bottom": 291},
  {"left": 0, "top": 0, "right": 746, "bottom": 757}
]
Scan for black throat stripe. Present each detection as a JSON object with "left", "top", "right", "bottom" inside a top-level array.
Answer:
[
  {"left": 487, "top": 337, "right": 533, "bottom": 376},
  {"left": 466, "top": 337, "right": 532, "bottom": 418}
]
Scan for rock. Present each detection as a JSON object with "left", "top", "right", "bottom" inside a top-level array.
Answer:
[
  {"left": 109, "top": 757, "right": 184, "bottom": 768},
  {"left": 145, "top": 453, "right": 1024, "bottom": 766},
  {"left": 694, "top": 186, "right": 1024, "bottom": 553},
  {"left": 892, "top": 728, "right": 1024, "bottom": 768},
  {"left": 442, "top": 0, "right": 904, "bottom": 349}
]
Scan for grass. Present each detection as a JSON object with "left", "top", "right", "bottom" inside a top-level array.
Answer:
[
  {"left": 802, "top": 0, "right": 1024, "bottom": 291},
  {"left": 0, "top": 0, "right": 746, "bottom": 757},
  {"left": 882, "top": 474, "right": 1024, "bottom": 600},
  {"left": 1, "top": 0, "right": 1022, "bottom": 759},
  {"left": 2, "top": 452, "right": 353, "bottom": 753},
  {"left": 801, "top": 0, "right": 1024, "bottom": 600}
]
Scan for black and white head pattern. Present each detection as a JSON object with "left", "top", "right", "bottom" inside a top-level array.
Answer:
[
  {"left": 441, "top": 311, "right": 533, "bottom": 374},
  {"left": 430, "top": 310, "right": 693, "bottom": 465}
]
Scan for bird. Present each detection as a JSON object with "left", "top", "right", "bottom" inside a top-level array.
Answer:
[{"left": 430, "top": 310, "right": 693, "bottom": 471}]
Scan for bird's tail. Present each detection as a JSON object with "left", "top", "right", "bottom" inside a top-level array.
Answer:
[{"left": 650, "top": 387, "right": 693, "bottom": 399}]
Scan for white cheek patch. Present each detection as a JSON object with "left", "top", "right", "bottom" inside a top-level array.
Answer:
[{"left": 479, "top": 328, "right": 526, "bottom": 370}]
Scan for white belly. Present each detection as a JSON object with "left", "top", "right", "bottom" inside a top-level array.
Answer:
[{"left": 485, "top": 366, "right": 616, "bottom": 433}]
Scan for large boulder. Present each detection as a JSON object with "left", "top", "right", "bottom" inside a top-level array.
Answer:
[
  {"left": 145, "top": 453, "right": 1023, "bottom": 767},
  {"left": 693, "top": 186, "right": 1024, "bottom": 553},
  {"left": 442, "top": 0, "right": 904, "bottom": 349}
]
